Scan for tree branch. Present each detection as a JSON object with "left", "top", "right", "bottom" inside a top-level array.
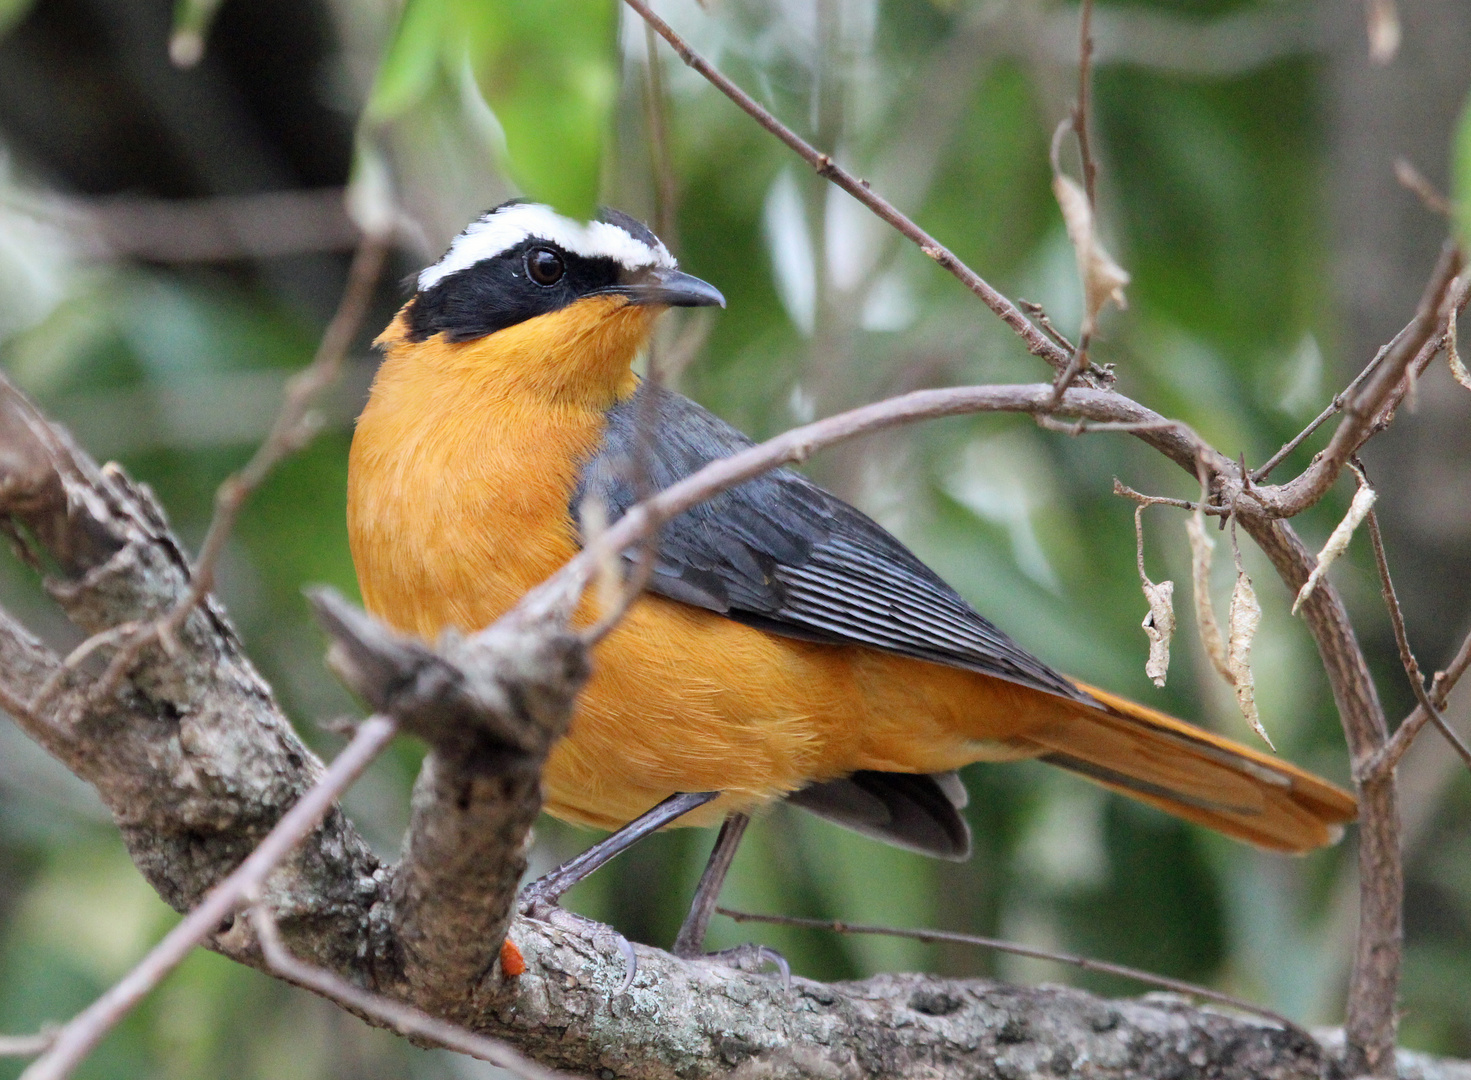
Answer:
[
  {"left": 307, "top": 587, "right": 588, "bottom": 1024},
  {"left": 1367, "top": 625, "right": 1471, "bottom": 778},
  {"left": 1364, "top": 507, "right": 1471, "bottom": 771}
]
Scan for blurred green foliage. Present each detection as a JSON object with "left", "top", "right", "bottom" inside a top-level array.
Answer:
[
  {"left": 0, "top": 0, "right": 1468, "bottom": 1077},
  {"left": 370, "top": 0, "right": 618, "bottom": 217}
]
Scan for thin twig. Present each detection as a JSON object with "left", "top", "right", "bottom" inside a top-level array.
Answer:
[
  {"left": 1047, "top": 0, "right": 1100, "bottom": 405},
  {"left": 1047, "top": 119, "right": 1094, "bottom": 405},
  {"left": 248, "top": 907, "right": 561, "bottom": 1080},
  {"left": 1112, "top": 479, "right": 1232, "bottom": 517},
  {"left": 78, "top": 233, "right": 389, "bottom": 707},
  {"left": 1073, "top": 0, "right": 1098, "bottom": 208},
  {"left": 1251, "top": 242, "right": 1461, "bottom": 488},
  {"left": 1394, "top": 158, "right": 1453, "bottom": 219},
  {"left": 642, "top": 21, "right": 679, "bottom": 251},
  {"left": 25, "top": 621, "right": 141, "bottom": 717},
  {"left": 1253, "top": 251, "right": 1467, "bottom": 515},
  {"left": 547, "top": 382, "right": 1198, "bottom": 606},
  {"left": 20, "top": 716, "right": 399, "bottom": 1080},
  {"left": 1018, "top": 299, "right": 1077, "bottom": 353},
  {"left": 715, "top": 909, "right": 1309, "bottom": 1039},
  {"left": 1362, "top": 505, "right": 1471, "bottom": 774},
  {"left": 619, "top": 0, "right": 1082, "bottom": 379},
  {"left": 0, "top": 1033, "right": 55, "bottom": 1059},
  {"left": 1368, "top": 625, "right": 1471, "bottom": 778},
  {"left": 1254, "top": 336, "right": 1402, "bottom": 483},
  {"left": 579, "top": 354, "right": 667, "bottom": 645}
]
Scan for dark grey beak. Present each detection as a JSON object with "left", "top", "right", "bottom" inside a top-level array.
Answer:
[{"left": 615, "top": 266, "right": 726, "bottom": 309}]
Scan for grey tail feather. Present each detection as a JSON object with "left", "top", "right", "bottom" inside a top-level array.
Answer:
[{"left": 786, "top": 770, "right": 972, "bottom": 860}]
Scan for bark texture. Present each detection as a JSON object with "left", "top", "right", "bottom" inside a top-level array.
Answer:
[{"left": 0, "top": 375, "right": 1463, "bottom": 1079}]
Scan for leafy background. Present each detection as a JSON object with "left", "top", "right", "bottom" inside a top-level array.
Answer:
[{"left": 0, "top": 0, "right": 1469, "bottom": 1076}]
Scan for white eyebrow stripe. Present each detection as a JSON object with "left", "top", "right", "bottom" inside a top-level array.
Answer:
[{"left": 416, "top": 203, "right": 675, "bottom": 292}]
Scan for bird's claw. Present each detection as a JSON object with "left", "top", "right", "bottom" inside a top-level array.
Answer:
[{"left": 517, "top": 888, "right": 639, "bottom": 992}]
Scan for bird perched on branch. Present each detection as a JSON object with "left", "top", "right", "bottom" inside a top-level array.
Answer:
[{"left": 347, "top": 200, "right": 1355, "bottom": 958}]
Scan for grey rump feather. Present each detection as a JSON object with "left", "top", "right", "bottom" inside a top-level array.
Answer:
[{"left": 572, "top": 384, "right": 1092, "bottom": 859}]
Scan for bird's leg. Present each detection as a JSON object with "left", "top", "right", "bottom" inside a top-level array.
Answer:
[
  {"left": 519, "top": 790, "right": 719, "bottom": 917},
  {"left": 670, "top": 811, "right": 790, "bottom": 986},
  {"left": 672, "top": 811, "right": 749, "bottom": 957}
]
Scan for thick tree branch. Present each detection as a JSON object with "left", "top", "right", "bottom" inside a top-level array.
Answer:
[
  {"left": 0, "top": 375, "right": 384, "bottom": 960},
  {"left": 308, "top": 587, "right": 588, "bottom": 1023}
]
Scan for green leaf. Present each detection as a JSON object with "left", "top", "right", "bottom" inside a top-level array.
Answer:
[
  {"left": 0, "top": 0, "right": 35, "bottom": 39},
  {"left": 366, "top": 0, "right": 455, "bottom": 121},
  {"left": 365, "top": 0, "right": 616, "bottom": 217},
  {"left": 461, "top": 0, "right": 618, "bottom": 218},
  {"left": 1453, "top": 89, "right": 1471, "bottom": 245}
]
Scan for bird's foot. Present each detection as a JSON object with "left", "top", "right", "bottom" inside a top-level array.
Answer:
[
  {"left": 517, "top": 878, "right": 569, "bottom": 921},
  {"left": 678, "top": 943, "right": 792, "bottom": 988},
  {"left": 517, "top": 886, "right": 639, "bottom": 993}
]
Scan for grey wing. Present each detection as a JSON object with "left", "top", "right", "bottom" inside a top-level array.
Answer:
[
  {"left": 575, "top": 386, "right": 1083, "bottom": 699},
  {"left": 573, "top": 386, "right": 1082, "bottom": 858}
]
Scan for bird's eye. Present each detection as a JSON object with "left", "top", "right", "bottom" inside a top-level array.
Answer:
[{"left": 526, "top": 247, "right": 565, "bottom": 286}]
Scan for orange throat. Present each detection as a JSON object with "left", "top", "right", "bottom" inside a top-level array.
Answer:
[{"left": 347, "top": 297, "right": 654, "bottom": 640}]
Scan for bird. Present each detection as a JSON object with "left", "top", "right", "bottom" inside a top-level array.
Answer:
[{"left": 347, "top": 200, "right": 1356, "bottom": 959}]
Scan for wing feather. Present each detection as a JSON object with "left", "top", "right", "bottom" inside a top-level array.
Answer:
[{"left": 574, "top": 386, "right": 1082, "bottom": 701}]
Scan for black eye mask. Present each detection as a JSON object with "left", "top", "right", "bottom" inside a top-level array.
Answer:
[{"left": 404, "top": 238, "right": 622, "bottom": 344}]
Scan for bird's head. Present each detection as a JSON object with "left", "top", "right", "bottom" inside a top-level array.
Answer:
[{"left": 378, "top": 201, "right": 723, "bottom": 403}]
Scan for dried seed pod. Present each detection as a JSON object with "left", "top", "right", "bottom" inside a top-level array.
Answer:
[
  {"left": 1052, "top": 173, "right": 1129, "bottom": 336},
  {"left": 1227, "top": 570, "right": 1272, "bottom": 749},
  {"left": 1186, "top": 511, "right": 1231, "bottom": 682},
  {"left": 1448, "top": 302, "right": 1471, "bottom": 391},
  {"left": 1142, "top": 579, "right": 1176, "bottom": 688},
  {"left": 1292, "top": 484, "right": 1378, "bottom": 615}
]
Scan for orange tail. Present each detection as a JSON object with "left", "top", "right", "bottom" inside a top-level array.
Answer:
[{"left": 1024, "top": 682, "right": 1356, "bottom": 853}]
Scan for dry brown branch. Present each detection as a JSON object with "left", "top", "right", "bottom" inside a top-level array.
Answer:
[
  {"left": 1363, "top": 507, "right": 1471, "bottom": 771},
  {"left": 1368, "top": 626, "right": 1471, "bottom": 778},
  {"left": 306, "top": 587, "right": 589, "bottom": 1023}
]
